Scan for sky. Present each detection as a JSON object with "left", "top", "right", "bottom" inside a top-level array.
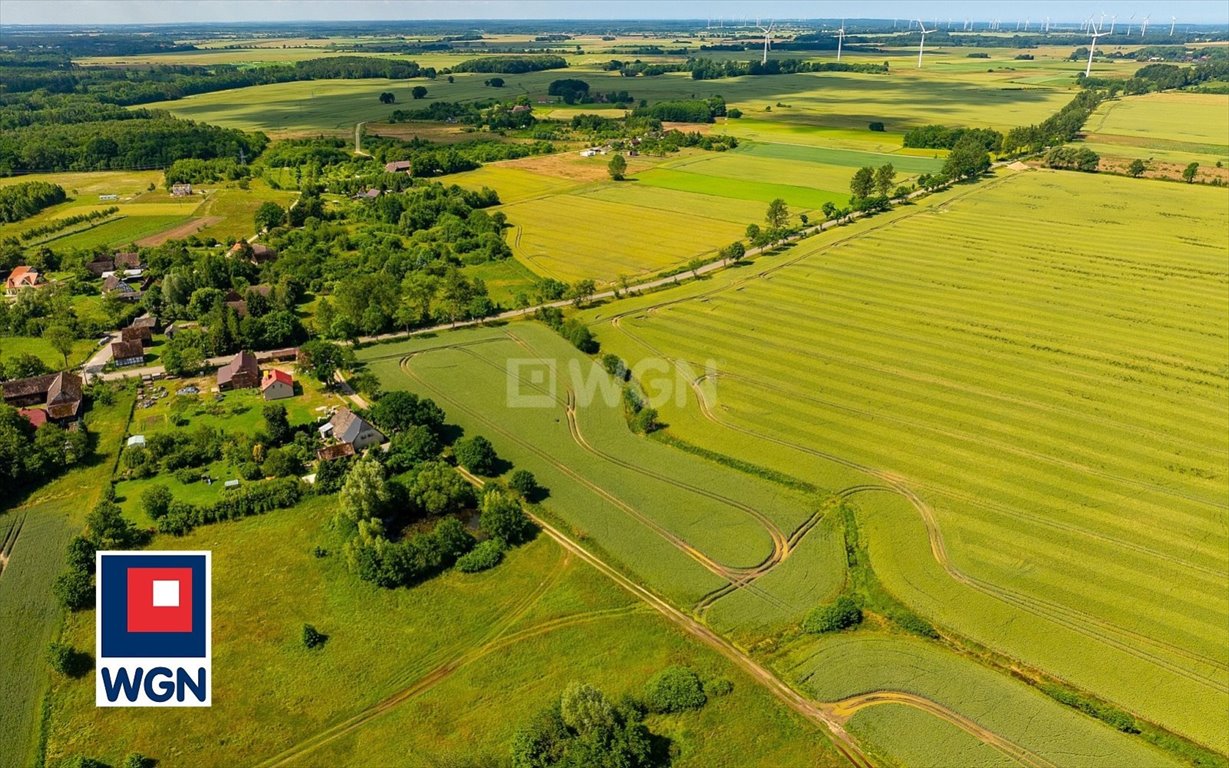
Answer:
[{"left": 2, "top": 1, "right": 1227, "bottom": 26}]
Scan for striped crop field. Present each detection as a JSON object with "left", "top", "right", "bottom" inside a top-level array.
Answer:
[
  {"left": 584, "top": 168, "right": 1229, "bottom": 751},
  {"left": 1080, "top": 92, "right": 1229, "bottom": 170},
  {"left": 782, "top": 634, "right": 1185, "bottom": 767},
  {"left": 356, "top": 323, "right": 844, "bottom": 624}
]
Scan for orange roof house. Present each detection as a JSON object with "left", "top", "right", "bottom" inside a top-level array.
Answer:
[{"left": 5, "top": 266, "right": 43, "bottom": 295}]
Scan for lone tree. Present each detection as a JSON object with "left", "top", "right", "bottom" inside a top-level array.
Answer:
[
  {"left": 1182, "top": 162, "right": 1199, "bottom": 183},
  {"left": 378, "top": 91, "right": 395, "bottom": 104},
  {"left": 254, "top": 201, "right": 286, "bottom": 232},
  {"left": 607, "top": 153, "right": 627, "bottom": 181},
  {"left": 765, "top": 197, "right": 789, "bottom": 230},
  {"left": 850, "top": 166, "right": 875, "bottom": 199},
  {"left": 1127, "top": 159, "right": 1147, "bottom": 178},
  {"left": 45, "top": 323, "right": 75, "bottom": 369},
  {"left": 411, "top": 85, "right": 428, "bottom": 100},
  {"left": 874, "top": 163, "right": 896, "bottom": 197}
]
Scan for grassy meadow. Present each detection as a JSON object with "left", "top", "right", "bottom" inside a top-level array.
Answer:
[
  {"left": 584, "top": 168, "right": 1229, "bottom": 751},
  {"left": 1080, "top": 91, "right": 1229, "bottom": 176},
  {"left": 357, "top": 323, "right": 842, "bottom": 619},
  {"left": 0, "top": 391, "right": 136, "bottom": 768},
  {"left": 0, "top": 171, "right": 294, "bottom": 251},
  {"left": 45, "top": 497, "right": 843, "bottom": 767}
]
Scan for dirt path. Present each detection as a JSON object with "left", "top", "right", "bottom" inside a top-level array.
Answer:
[
  {"left": 135, "top": 216, "right": 221, "bottom": 246},
  {"left": 826, "top": 691, "right": 1057, "bottom": 768}
]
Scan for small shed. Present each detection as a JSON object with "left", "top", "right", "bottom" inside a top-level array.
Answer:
[{"left": 126, "top": 435, "right": 146, "bottom": 448}]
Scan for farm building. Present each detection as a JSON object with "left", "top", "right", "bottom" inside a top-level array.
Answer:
[
  {"left": 113, "top": 252, "right": 143, "bottom": 269},
  {"left": 384, "top": 160, "right": 413, "bottom": 174},
  {"left": 120, "top": 325, "right": 152, "bottom": 346},
  {"left": 19, "top": 408, "right": 48, "bottom": 428},
  {"left": 99, "top": 194, "right": 118, "bottom": 202},
  {"left": 126, "top": 435, "right": 146, "bottom": 448},
  {"left": 165, "top": 321, "right": 200, "bottom": 339},
  {"left": 217, "top": 351, "right": 260, "bottom": 390},
  {"left": 110, "top": 340, "right": 145, "bottom": 367},
  {"left": 2, "top": 371, "right": 83, "bottom": 424},
  {"left": 260, "top": 369, "right": 295, "bottom": 401},
  {"left": 85, "top": 258, "right": 114, "bottom": 277},
  {"left": 228, "top": 242, "right": 278, "bottom": 263},
  {"left": 130, "top": 315, "right": 160, "bottom": 332},
  {"left": 255, "top": 347, "right": 300, "bottom": 364},
  {"left": 5, "top": 266, "right": 43, "bottom": 295},
  {"left": 319, "top": 407, "right": 385, "bottom": 451},
  {"left": 226, "top": 299, "right": 249, "bottom": 318},
  {"left": 170, "top": 183, "right": 193, "bottom": 196},
  {"left": 103, "top": 275, "right": 139, "bottom": 300}
]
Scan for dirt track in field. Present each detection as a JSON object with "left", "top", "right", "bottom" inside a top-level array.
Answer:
[{"left": 135, "top": 216, "right": 221, "bottom": 246}]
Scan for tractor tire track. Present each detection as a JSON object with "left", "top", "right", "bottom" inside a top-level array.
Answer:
[
  {"left": 825, "top": 691, "right": 1057, "bottom": 768},
  {"left": 686, "top": 376, "right": 1229, "bottom": 691},
  {"left": 398, "top": 354, "right": 770, "bottom": 592},
  {"left": 258, "top": 544, "right": 572, "bottom": 767}
]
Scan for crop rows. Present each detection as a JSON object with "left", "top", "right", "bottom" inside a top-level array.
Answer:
[{"left": 590, "top": 170, "right": 1229, "bottom": 750}]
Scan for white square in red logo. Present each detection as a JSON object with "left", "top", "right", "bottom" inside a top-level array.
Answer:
[{"left": 127, "top": 567, "right": 193, "bottom": 633}]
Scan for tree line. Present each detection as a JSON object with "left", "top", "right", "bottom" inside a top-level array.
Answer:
[{"left": 0, "top": 180, "right": 66, "bottom": 222}]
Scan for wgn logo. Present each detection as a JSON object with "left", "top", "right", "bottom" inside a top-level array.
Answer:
[{"left": 96, "top": 551, "right": 211, "bottom": 707}]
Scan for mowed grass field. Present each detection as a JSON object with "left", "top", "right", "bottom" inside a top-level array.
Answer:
[
  {"left": 45, "top": 497, "right": 843, "bottom": 767},
  {"left": 357, "top": 323, "right": 844, "bottom": 622},
  {"left": 0, "top": 171, "right": 294, "bottom": 250},
  {"left": 451, "top": 142, "right": 944, "bottom": 284},
  {"left": 0, "top": 392, "right": 135, "bottom": 768},
  {"left": 1080, "top": 91, "right": 1229, "bottom": 169},
  {"left": 584, "top": 169, "right": 1229, "bottom": 751}
]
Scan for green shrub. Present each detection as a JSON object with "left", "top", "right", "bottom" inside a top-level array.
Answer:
[
  {"left": 47, "top": 641, "right": 91, "bottom": 677},
  {"left": 302, "top": 623, "right": 326, "bottom": 649},
  {"left": 123, "top": 753, "right": 153, "bottom": 768},
  {"left": 454, "top": 435, "right": 498, "bottom": 475},
  {"left": 141, "top": 485, "right": 173, "bottom": 520},
  {"left": 643, "top": 665, "right": 707, "bottom": 713},
  {"left": 704, "top": 677, "right": 733, "bottom": 697},
  {"left": 456, "top": 539, "right": 506, "bottom": 573},
  {"left": 53, "top": 569, "right": 94, "bottom": 611},
  {"left": 508, "top": 469, "right": 540, "bottom": 498},
  {"left": 891, "top": 609, "right": 939, "bottom": 639},
  {"left": 803, "top": 595, "right": 862, "bottom": 634}
]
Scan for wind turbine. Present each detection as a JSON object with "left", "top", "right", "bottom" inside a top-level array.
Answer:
[
  {"left": 1109, "top": 15, "right": 1116, "bottom": 34},
  {"left": 836, "top": 19, "right": 846, "bottom": 61},
  {"left": 1126, "top": 14, "right": 1135, "bottom": 35},
  {"left": 916, "top": 19, "right": 936, "bottom": 68},
  {"left": 756, "top": 21, "right": 775, "bottom": 65},
  {"left": 1170, "top": 16, "right": 1177, "bottom": 35},
  {"left": 1140, "top": 15, "right": 1151, "bottom": 35},
  {"left": 1085, "top": 20, "right": 1109, "bottom": 77}
]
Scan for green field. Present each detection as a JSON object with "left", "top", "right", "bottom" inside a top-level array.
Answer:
[
  {"left": 782, "top": 634, "right": 1184, "bottom": 767},
  {"left": 357, "top": 324, "right": 844, "bottom": 620},
  {"left": 0, "top": 335, "right": 98, "bottom": 371},
  {"left": 45, "top": 496, "right": 843, "bottom": 767},
  {"left": 0, "top": 391, "right": 135, "bottom": 768},
  {"left": 584, "top": 169, "right": 1229, "bottom": 751},
  {"left": 446, "top": 141, "right": 943, "bottom": 284}
]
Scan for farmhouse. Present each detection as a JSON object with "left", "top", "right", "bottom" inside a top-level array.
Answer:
[
  {"left": 102, "top": 275, "right": 139, "bottom": 299},
  {"left": 2, "top": 371, "right": 84, "bottom": 424},
  {"left": 120, "top": 325, "right": 152, "bottom": 346},
  {"left": 228, "top": 242, "right": 278, "bottom": 263},
  {"left": 260, "top": 369, "right": 295, "bottom": 401},
  {"left": 217, "top": 350, "right": 260, "bottom": 390},
  {"left": 110, "top": 339, "right": 145, "bottom": 367},
  {"left": 130, "top": 315, "right": 160, "bottom": 332},
  {"left": 85, "top": 258, "right": 114, "bottom": 277},
  {"left": 384, "top": 160, "right": 413, "bottom": 174},
  {"left": 5, "top": 266, "right": 43, "bottom": 295},
  {"left": 319, "top": 407, "right": 385, "bottom": 451},
  {"left": 113, "top": 252, "right": 143, "bottom": 269}
]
